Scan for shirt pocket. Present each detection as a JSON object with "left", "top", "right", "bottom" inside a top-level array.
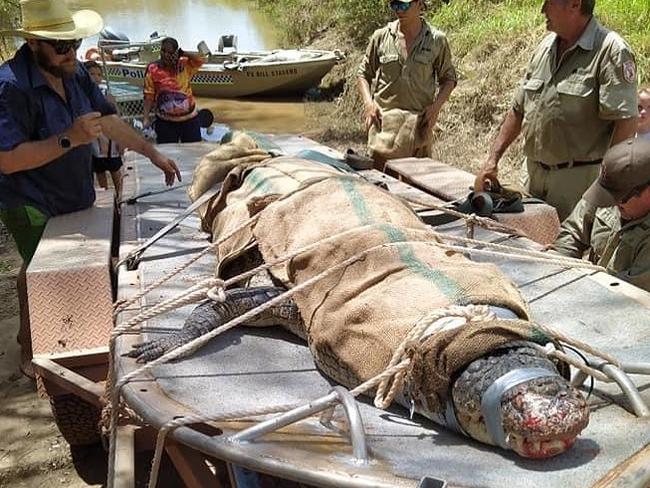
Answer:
[
  {"left": 556, "top": 74, "right": 597, "bottom": 123},
  {"left": 412, "top": 51, "right": 436, "bottom": 94},
  {"left": 379, "top": 54, "right": 401, "bottom": 80},
  {"left": 522, "top": 78, "right": 544, "bottom": 115}
]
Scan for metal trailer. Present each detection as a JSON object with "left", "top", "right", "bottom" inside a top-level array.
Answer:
[{"left": 30, "top": 138, "right": 650, "bottom": 488}]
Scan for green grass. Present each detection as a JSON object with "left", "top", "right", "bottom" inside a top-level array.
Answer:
[
  {"left": 0, "top": 0, "right": 19, "bottom": 61},
  {"left": 429, "top": 0, "right": 649, "bottom": 83},
  {"left": 257, "top": 0, "right": 649, "bottom": 83}
]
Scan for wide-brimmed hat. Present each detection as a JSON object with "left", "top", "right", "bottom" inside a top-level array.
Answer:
[
  {"left": 0, "top": 0, "right": 103, "bottom": 40},
  {"left": 583, "top": 138, "right": 650, "bottom": 207}
]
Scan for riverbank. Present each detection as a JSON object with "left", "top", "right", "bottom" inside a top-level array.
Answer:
[{"left": 272, "top": 0, "right": 649, "bottom": 185}]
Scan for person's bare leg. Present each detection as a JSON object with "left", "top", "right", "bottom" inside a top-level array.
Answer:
[
  {"left": 110, "top": 168, "right": 123, "bottom": 199},
  {"left": 17, "top": 263, "right": 34, "bottom": 378},
  {"left": 96, "top": 171, "right": 108, "bottom": 189}
]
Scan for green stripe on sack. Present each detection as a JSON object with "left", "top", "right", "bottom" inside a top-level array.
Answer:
[
  {"left": 340, "top": 178, "right": 465, "bottom": 301},
  {"left": 244, "top": 168, "right": 276, "bottom": 196}
]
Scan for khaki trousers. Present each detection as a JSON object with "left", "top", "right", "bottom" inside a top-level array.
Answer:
[{"left": 520, "top": 159, "right": 601, "bottom": 222}]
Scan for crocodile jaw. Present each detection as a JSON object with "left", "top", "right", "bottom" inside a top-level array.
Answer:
[{"left": 501, "top": 384, "right": 590, "bottom": 458}]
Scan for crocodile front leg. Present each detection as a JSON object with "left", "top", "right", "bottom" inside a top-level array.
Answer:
[{"left": 124, "top": 286, "right": 301, "bottom": 363}]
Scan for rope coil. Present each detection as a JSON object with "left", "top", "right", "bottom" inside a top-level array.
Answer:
[{"left": 374, "top": 305, "right": 495, "bottom": 409}]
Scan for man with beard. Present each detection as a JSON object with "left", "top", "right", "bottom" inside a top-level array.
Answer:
[
  {"left": 142, "top": 37, "right": 206, "bottom": 143},
  {"left": 0, "top": 0, "right": 181, "bottom": 375},
  {"left": 474, "top": 0, "right": 639, "bottom": 221}
]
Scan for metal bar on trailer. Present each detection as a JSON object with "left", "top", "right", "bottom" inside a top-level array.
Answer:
[
  {"left": 620, "top": 362, "right": 650, "bottom": 375},
  {"left": 230, "top": 391, "right": 340, "bottom": 444},
  {"left": 32, "top": 356, "right": 105, "bottom": 406},
  {"left": 598, "top": 363, "right": 650, "bottom": 418},
  {"left": 319, "top": 387, "right": 369, "bottom": 464}
]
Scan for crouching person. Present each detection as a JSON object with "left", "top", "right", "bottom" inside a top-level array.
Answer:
[{"left": 553, "top": 138, "right": 650, "bottom": 291}]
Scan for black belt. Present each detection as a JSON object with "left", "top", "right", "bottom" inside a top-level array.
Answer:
[{"left": 536, "top": 159, "right": 602, "bottom": 170}]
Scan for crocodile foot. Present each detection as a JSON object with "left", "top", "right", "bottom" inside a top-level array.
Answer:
[{"left": 123, "top": 336, "right": 180, "bottom": 363}]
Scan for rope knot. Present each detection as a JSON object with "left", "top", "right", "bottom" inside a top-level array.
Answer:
[
  {"left": 371, "top": 304, "right": 496, "bottom": 410},
  {"left": 206, "top": 279, "right": 227, "bottom": 303},
  {"left": 462, "top": 304, "right": 495, "bottom": 323}
]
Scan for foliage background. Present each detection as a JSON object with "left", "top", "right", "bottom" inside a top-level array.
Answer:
[
  {"left": 0, "top": 0, "right": 19, "bottom": 60},
  {"left": 258, "top": 0, "right": 649, "bottom": 179}
]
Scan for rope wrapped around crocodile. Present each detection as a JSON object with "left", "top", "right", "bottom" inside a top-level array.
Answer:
[{"left": 125, "top": 133, "right": 589, "bottom": 459}]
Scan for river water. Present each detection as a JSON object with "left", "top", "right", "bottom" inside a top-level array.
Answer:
[{"left": 69, "top": 0, "right": 307, "bottom": 133}]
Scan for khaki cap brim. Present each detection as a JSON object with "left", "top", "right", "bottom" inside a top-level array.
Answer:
[
  {"left": 0, "top": 9, "right": 103, "bottom": 40},
  {"left": 582, "top": 179, "right": 618, "bottom": 208}
]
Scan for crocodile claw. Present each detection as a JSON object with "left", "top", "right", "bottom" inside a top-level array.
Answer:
[{"left": 123, "top": 337, "right": 178, "bottom": 363}]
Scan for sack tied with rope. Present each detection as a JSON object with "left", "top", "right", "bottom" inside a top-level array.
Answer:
[{"left": 181, "top": 132, "right": 589, "bottom": 458}]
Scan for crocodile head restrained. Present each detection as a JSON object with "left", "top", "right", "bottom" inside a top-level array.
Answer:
[{"left": 451, "top": 345, "right": 590, "bottom": 458}]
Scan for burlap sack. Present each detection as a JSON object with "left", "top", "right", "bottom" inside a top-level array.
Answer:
[
  {"left": 252, "top": 175, "right": 532, "bottom": 412},
  {"left": 412, "top": 319, "right": 550, "bottom": 414},
  {"left": 197, "top": 155, "right": 540, "bottom": 416},
  {"left": 368, "top": 108, "right": 433, "bottom": 161},
  {"left": 205, "top": 157, "right": 345, "bottom": 276},
  {"left": 188, "top": 132, "right": 271, "bottom": 232}
]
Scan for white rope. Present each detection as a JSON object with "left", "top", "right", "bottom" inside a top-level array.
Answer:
[
  {"left": 148, "top": 403, "right": 301, "bottom": 488},
  {"left": 373, "top": 305, "right": 495, "bottom": 409},
  {"left": 437, "top": 243, "right": 605, "bottom": 272},
  {"left": 107, "top": 239, "right": 432, "bottom": 486},
  {"left": 434, "top": 233, "right": 606, "bottom": 272},
  {"left": 113, "top": 214, "right": 261, "bottom": 316},
  {"left": 107, "top": 198, "right": 615, "bottom": 486},
  {"left": 399, "top": 194, "right": 526, "bottom": 237}
]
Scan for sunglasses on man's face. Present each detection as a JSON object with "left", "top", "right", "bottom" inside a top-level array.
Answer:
[
  {"left": 41, "top": 38, "right": 82, "bottom": 55},
  {"left": 390, "top": 0, "right": 416, "bottom": 12}
]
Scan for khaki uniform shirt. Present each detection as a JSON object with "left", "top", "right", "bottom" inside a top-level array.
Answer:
[
  {"left": 358, "top": 20, "right": 457, "bottom": 113},
  {"left": 554, "top": 198, "right": 650, "bottom": 292},
  {"left": 513, "top": 17, "right": 638, "bottom": 166}
]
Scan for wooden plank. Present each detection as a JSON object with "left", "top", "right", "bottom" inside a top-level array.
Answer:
[
  {"left": 359, "top": 169, "right": 446, "bottom": 207},
  {"left": 593, "top": 443, "right": 650, "bottom": 488},
  {"left": 385, "top": 157, "right": 561, "bottom": 245},
  {"left": 32, "top": 357, "right": 105, "bottom": 406},
  {"left": 165, "top": 439, "right": 225, "bottom": 488},
  {"left": 114, "top": 425, "right": 136, "bottom": 488},
  {"left": 385, "top": 157, "right": 473, "bottom": 201}
]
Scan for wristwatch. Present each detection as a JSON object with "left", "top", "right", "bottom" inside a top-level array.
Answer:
[{"left": 57, "top": 134, "right": 72, "bottom": 150}]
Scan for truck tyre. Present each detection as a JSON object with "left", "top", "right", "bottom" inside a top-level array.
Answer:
[{"left": 49, "top": 394, "right": 102, "bottom": 446}]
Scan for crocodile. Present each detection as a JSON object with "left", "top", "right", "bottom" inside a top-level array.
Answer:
[
  {"left": 125, "top": 154, "right": 589, "bottom": 459},
  {"left": 126, "top": 287, "right": 588, "bottom": 459}
]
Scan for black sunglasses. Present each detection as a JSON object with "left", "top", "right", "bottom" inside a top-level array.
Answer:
[{"left": 40, "top": 38, "right": 82, "bottom": 55}]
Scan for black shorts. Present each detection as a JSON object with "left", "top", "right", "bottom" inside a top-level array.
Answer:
[
  {"left": 92, "top": 156, "right": 123, "bottom": 173},
  {"left": 154, "top": 116, "right": 202, "bottom": 144}
]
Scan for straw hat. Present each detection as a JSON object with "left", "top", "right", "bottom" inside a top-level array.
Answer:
[{"left": 0, "top": 0, "right": 103, "bottom": 40}]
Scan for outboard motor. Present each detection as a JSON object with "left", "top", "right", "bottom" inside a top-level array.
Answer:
[
  {"left": 217, "top": 34, "right": 238, "bottom": 54},
  {"left": 99, "top": 27, "right": 130, "bottom": 43}
]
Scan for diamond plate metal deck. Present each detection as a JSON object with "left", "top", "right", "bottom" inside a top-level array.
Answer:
[{"left": 28, "top": 190, "right": 115, "bottom": 356}]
